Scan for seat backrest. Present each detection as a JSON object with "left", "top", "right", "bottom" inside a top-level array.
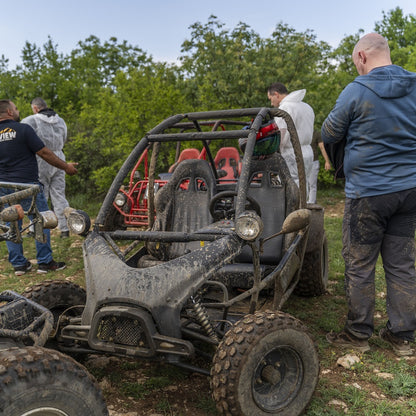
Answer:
[
  {"left": 237, "top": 153, "right": 299, "bottom": 265},
  {"left": 168, "top": 148, "right": 200, "bottom": 173},
  {"left": 214, "top": 147, "right": 240, "bottom": 180},
  {"left": 148, "top": 159, "right": 217, "bottom": 260}
]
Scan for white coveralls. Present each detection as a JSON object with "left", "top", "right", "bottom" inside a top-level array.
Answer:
[
  {"left": 274, "top": 89, "right": 314, "bottom": 195},
  {"left": 21, "top": 111, "right": 70, "bottom": 232}
]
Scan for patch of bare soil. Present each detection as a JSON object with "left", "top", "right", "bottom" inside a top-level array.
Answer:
[
  {"left": 324, "top": 199, "right": 345, "bottom": 218},
  {"left": 84, "top": 355, "right": 213, "bottom": 416}
]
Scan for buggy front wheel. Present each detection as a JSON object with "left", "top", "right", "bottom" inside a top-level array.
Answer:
[{"left": 211, "top": 310, "right": 319, "bottom": 416}]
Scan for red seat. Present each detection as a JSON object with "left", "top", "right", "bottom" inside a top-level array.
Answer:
[
  {"left": 168, "top": 148, "right": 200, "bottom": 173},
  {"left": 214, "top": 147, "right": 241, "bottom": 180}
]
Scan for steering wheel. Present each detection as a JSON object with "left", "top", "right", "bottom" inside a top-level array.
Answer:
[{"left": 209, "top": 191, "right": 261, "bottom": 222}]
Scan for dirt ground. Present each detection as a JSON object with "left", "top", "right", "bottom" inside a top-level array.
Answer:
[
  {"left": 85, "top": 355, "right": 213, "bottom": 416},
  {"left": 323, "top": 197, "right": 345, "bottom": 218}
]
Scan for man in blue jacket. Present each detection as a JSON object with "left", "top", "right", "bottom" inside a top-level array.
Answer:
[{"left": 322, "top": 33, "right": 416, "bottom": 356}]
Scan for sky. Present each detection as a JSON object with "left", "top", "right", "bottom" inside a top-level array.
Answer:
[{"left": 1, "top": 0, "right": 416, "bottom": 69}]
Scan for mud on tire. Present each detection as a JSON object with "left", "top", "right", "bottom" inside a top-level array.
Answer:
[
  {"left": 295, "top": 234, "right": 328, "bottom": 297},
  {"left": 22, "top": 280, "right": 86, "bottom": 350},
  {"left": 0, "top": 346, "right": 108, "bottom": 416},
  {"left": 101, "top": 204, "right": 126, "bottom": 231},
  {"left": 211, "top": 310, "right": 319, "bottom": 416},
  {"left": 22, "top": 279, "right": 86, "bottom": 320}
]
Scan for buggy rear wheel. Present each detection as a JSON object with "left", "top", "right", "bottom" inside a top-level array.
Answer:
[
  {"left": 22, "top": 280, "right": 86, "bottom": 349},
  {"left": 295, "top": 234, "right": 328, "bottom": 297},
  {"left": 101, "top": 204, "right": 126, "bottom": 231},
  {"left": 22, "top": 280, "right": 86, "bottom": 325},
  {"left": 211, "top": 310, "right": 319, "bottom": 416},
  {"left": 0, "top": 346, "right": 108, "bottom": 416}
]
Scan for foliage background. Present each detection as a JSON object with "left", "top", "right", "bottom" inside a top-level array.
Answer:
[{"left": 1, "top": 7, "right": 415, "bottom": 197}]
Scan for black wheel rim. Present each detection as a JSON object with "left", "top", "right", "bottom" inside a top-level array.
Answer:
[{"left": 252, "top": 345, "right": 304, "bottom": 412}]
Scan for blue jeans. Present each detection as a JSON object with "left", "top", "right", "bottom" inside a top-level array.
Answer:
[
  {"left": 343, "top": 188, "right": 416, "bottom": 341},
  {"left": 0, "top": 185, "right": 53, "bottom": 267}
]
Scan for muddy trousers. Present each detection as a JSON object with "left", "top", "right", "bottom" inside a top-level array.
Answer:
[{"left": 342, "top": 188, "right": 416, "bottom": 342}]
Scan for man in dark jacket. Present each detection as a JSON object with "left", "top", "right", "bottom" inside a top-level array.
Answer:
[
  {"left": 322, "top": 33, "right": 416, "bottom": 356},
  {"left": 0, "top": 99, "right": 77, "bottom": 275}
]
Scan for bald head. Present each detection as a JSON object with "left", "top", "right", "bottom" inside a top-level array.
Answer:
[{"left": 352, "top": 33, "right": 392, "bottom": 75}]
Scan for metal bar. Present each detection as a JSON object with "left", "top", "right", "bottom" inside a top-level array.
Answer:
[
  {"left": 235, "top": 107, "right": 270, "bottom": 216},
  {"left": 147, "top": 129, "right": 250, "bottom": 142},
  {"left": 185, "top": 108, "right": 265, "bottom": 119},
  {"left": 0, "top": 184, "right": 40, "bottom": 206},
  {"left": 106, "top": 230, "right": 230, "bottom": 242}
]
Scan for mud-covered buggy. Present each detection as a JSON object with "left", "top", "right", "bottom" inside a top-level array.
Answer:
[
  {"left": 0, "top": 183, "right": 108, "bottom": 415},
  {"left": 0, "top": 107, "right": 328, "bottom": 415}
]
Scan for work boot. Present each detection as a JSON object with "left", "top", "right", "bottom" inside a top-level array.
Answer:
[
  {"left": 326, "top": 330, "right": 370, "bottom": 353},
  {"left": 60, "top": 231, "right": 70, "bottom": 239},
  {"left": 379, "top": 328, "right": 414, "bottom": 357}
]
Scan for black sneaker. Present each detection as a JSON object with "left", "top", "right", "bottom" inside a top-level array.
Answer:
[
  {"left": 60, "top": 231, "right": 70, "bottom": 239},
  {"left": 379, "top": 328, "right": 414, "bottom": 357},
  {"left": 37, "top": 260, "right": 66, "bottom": 274},
  {"left": 326, "top": 330, "right": 370, "bottom": 353},
  {"left": 14, "top": 261, "right": 32, "bottom": 276}
]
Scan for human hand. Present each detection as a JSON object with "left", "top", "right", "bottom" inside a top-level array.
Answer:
[{"left": 65, "top": 162, "right": 79, "bottom": 176}]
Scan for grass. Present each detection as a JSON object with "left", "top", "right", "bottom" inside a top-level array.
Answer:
[{"left": 1, "top": 185, "right": 416, "bottom": 415}]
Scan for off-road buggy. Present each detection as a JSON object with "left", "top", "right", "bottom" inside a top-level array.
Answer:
[
  {"left": 0, "top": 107, "right": 328, "bottom": 416},
  {"left": 0, "top": 183, "right": 108, "bottom": 415}
]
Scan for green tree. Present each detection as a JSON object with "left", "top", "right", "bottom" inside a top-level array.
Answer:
[
  {"left": 65, "top": 62, "right": 187, "bottom": 194},
  {"left": 0, "top": 57, "right": 20, "bottom": 101},
  {"left": 180, "top": 16, "right": 331, "bottom": 110},
  {"left": 64, "top": 36, "right": 151, "bottom": 111},
  {"left": 312, "top": 31, "right": 363, "bottom": 127},
  {"left": 180, "top": 16, "right": 264, "bottom": 109},
  {"left": 374, "top": 7, "right": 416, "bottom": 71}
]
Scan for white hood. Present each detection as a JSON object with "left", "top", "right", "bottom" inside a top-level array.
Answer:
[{"left": 273, "top": 89, "right": 314, "bottom": 186}]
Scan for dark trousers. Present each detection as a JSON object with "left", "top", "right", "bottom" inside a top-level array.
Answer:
[{"left": 342, "top": 188, "right": 416, "bottom": 341}]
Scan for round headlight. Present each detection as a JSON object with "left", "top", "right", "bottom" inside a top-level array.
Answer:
[
  {"left": 235, "top": 211, "right": 263, "bottom": 241},
  {"left": 114, "top": 192, "right": 127, "bottom": 207},
  {"left": 41, "top": 210, "right": 58, "bottom": 229},
  {"left": 67, "top": 209, "right": 91, "bottom": 236},
  {"left": 0, "top": 204, "right": 24, "bottom": 222}
]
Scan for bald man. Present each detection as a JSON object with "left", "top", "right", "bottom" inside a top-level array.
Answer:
[{"left": 322, "top": 33, "right": 416, "bottom": 356}]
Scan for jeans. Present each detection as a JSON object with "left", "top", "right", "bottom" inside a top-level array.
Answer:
[
  {"left": 0, "top": 185, "right": 53, "bottom": 267},
  {"left": 343, "top": 188, "right": 416, "bottom": 341}
]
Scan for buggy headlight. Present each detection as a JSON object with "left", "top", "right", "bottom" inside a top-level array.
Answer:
[
  {"left": 114, "top": 192, "right": 126, "bottom": 207},
  {"left": 65, "top": 208, "right": 91, "bottom": 236},
  {"left": 41, "top": 210, "right": 58, "bottom": 229},
  {"left": 0, "top": 205, "right": 24, "bottom": 222},
  {"left": 235, "top": 211, "right": 263, "bottom": 241}
]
